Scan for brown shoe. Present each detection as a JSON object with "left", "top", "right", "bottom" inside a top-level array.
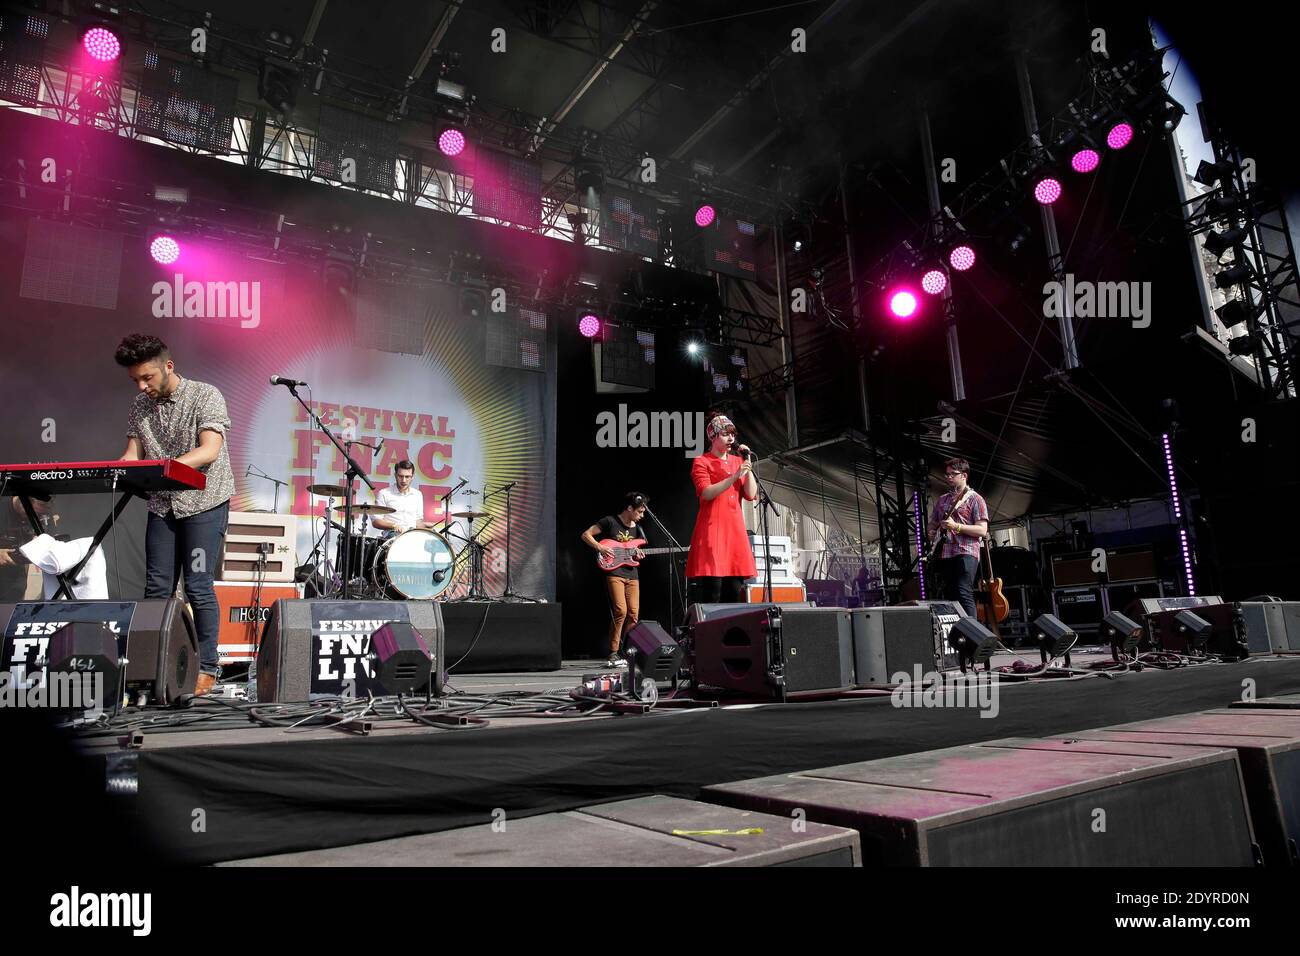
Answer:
[{"left": 195, "top": 672, "right": 217, "bottom": 696}]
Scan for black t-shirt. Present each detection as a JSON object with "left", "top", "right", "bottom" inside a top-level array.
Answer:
[
  {"left": 596, "top": 515, "right": 648, "bottom": 580},
  {"left": 0, "top": 501, "right": 30, "bottom": 599}
]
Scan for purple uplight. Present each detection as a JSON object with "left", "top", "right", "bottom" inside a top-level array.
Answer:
[
  {"left": 921, "top": 268, "right": 948, "bottom": 295},
  {"left": 694, "top": 204, "right": 716, "bottom": 228},
  {"left": 578, "top": 314, "right": 601, "bottom": 338},
  {"left": 1071, "top": 148, "right": 1101, "bottom": 174},
  {"left": 149, "top": 235, "right": 180, "bottom": 265},
  {"left": 438, "top": 128, "right": 466, "bottom": 157},
  {"left": 888, "top": 289, "right": 918, "bottom": 319},
  {"left": 948, "top": 244, "right": 975, "bottom": 272},
  {"left": 82, "top": 26, "right": 121, "bottom": 63},
  {"left": 1033, "top": 176, "right": 1062, "bottom": 205},
  {"left": 1106, "top": 122, "right": 1134, "bottom": 150}
]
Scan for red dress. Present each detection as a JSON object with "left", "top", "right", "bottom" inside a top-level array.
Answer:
[{"left": 686, "top": 452, "right": 757, "bottom": 578}]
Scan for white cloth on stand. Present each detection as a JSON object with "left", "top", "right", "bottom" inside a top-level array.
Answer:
[{"left": 18, "top": 534, "right": 109, "bottom": 599}]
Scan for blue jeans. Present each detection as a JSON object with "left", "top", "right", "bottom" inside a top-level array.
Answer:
[
  {"left": 144, "top": 501, "right": 229, "bottom": 676},
  {"left": 941, "top": 554, "right": 979, "bottom": 618}
]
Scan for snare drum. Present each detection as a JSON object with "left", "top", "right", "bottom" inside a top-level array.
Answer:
[{"left": 372, "top": 528, "right": 457, "bottom": 599}]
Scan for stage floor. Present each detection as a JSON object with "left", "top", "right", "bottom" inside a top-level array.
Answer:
[{"left": 63, "top": 650, "right": 1300, "bottom": 864}]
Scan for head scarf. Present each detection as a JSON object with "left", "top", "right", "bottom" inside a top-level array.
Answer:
[{"left": 706, "top": 414, "right": 736, "bottom": 442}]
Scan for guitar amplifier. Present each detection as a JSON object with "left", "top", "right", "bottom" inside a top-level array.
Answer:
[
  {"left": 219, "top": 512, "right": 298, "bottom": 582},
  {"left": 1050, "top": 551, "right": 1102, "bottom": 588},
  {"left": 746, "top": 584, "right": 807, "bottom": 604},
  {"left": 216, "top": 581, "right": 304, "bottom": 664},
  {"left": 1052, "top": 586, "right": 1106, "bottom": 633}
]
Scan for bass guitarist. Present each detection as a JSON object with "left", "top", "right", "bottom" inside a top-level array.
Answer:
[
  {"left": 581, "top": 492, "right": 650, "bottom": 668},
  {"left": 928, "top": 457, "right": 989, "bottom": 618}
]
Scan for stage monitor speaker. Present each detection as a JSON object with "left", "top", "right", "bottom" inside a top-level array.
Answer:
[
  {"left": 781, "top": 608, "right": 854, "bottom": 696},
  {"left": 691, "top": 606, "right": 852, "bottom": 698},
  {"left": 257, "top": 599, "right": 444, "bottom": 702},
  {"left": 1136, "top": 595, "right": 1223, "bottom": 616},
  {"left": 898, "top": 600, "right": 967, "bottom": 666},
  {"left": 850, "top": 607, "right": 935, "bottom": 685},
  {"left": 1146, "top": 604, "right": 1249, "bottom": 659},
  {"left": 1236, "top": 602, "right": 1291, "bottom": 655},
  {"left": 687, "top": 602, "right": 811, "bottom": 625},
  {"left": 691, "top": 604, "right": 782, "bottom": 698},
  {"left": 0, "top": 599, "right": 197, "bottom": 705},
  {"left": 1282, "top": 603, "right": 1300, "bottom": 652}
]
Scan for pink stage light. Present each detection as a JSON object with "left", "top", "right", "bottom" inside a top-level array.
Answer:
[
  {"left": 948, "top": 244, "right": 975, "bottom": 272},
  {"left": 921, "top": 268, "right": 948, "bottom": 295},
  {"left": 694, "top": 204, "right": 716, "bottom": 228},
  {"left": 1106, "top": 122, "right": 1134, "bottom": 150},
  {"left": 888, "top": 289, "right": 918, "bottom": 319},
  {"left": 82, "top": 26, "right": 121, "bottom": 63},
  {"left": 1071, "top": 148, "right": 1100, "bottom": 173},
  {"left": 438, "top": 128, "right": 466, "bottom": 157},
  {"left": 578, "top": 314, "right": 601, "bottom": 338},
  {"left": 149, "top": 235, "right": 180, "bottom": 265},
  {"left": 1033, "top": 176, "right": 1062, "bottom": 205}
]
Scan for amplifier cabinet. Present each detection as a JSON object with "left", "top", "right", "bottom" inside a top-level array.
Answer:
[
  {"left": 219, "top": 511, "right": 298, "bottom": 582},
  {"left": 217, "top": 581, "right": 304, "bottom": 664}
]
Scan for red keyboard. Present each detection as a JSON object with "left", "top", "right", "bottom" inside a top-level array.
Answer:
[{"left": 0, "top": 459, "right": 206, "bottom": 496}]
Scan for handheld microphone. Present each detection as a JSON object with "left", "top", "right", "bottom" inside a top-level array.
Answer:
[
  {"left": 737, "top": 444, "right": 753, "bottom": 460},
  {"left": 433, "top": 569, "right": 448, "bottom": 583},
  {"left": 270, "top": 375, "right": 307, "bottom": 388}
]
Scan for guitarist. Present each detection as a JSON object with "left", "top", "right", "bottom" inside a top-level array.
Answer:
[
  {"left": 928, "top": 458, "right": 989, "bottom": 618},
  {"left": 581, "top": 493, "right": 650, "bottom": 668}
]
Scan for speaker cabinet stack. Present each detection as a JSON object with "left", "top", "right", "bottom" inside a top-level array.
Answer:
[{"left": 256, "top": 599, "right": 445, "bottom": 701}]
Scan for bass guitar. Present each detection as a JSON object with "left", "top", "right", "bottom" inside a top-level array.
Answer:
[{"left": 595, "top": 538, "right": 688, "bottom": 572}]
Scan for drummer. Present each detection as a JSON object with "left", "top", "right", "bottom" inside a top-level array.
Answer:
[{"left": 371, "top": 460, "right": 437, "bottom": 536}]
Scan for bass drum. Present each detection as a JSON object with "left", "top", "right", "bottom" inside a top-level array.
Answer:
[{"left": 372, "top": 528, "right": 458, "bottom": 599}]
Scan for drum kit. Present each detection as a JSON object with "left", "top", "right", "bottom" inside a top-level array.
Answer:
[{"left": 298, "top": 481, "right": 517, "bottom": 602}]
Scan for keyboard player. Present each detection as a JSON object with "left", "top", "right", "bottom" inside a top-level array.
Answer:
[{"left": 115, "top": 334, "right": 235, "bottom": 696}]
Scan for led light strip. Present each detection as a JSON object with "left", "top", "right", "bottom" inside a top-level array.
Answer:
[
  {"left": 913, "top": 490, "right": 926, "bottom": 599},
  {"left": 1162, "top": 432, "right": 1195, "bottom": 596}
]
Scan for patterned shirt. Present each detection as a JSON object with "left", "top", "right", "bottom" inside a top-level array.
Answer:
[
  {"left": 126, "top": 377, "right": 235, "bottom": 518},
  {"left": 930, "top": 487, "right": 989, "bottom": 560}
]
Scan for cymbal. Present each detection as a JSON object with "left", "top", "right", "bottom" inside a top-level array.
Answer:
[
  {"left": 451, "top": 510, "right": 490, "bottom": 520},
  {"left": 333, "top": 504, "right": 396, "bottom": 515},
  {"left": 308, "top": 483, "right": 347, "bottom": 497}
]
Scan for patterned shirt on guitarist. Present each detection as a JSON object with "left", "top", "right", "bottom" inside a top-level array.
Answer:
[{"left": 930, "top": 489, "right": 989, "bottom": 559}]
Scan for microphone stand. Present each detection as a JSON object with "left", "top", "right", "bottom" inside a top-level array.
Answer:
[
  {"left": 644, "top": 505, "right": 687, "bottom": 628},
  {"left": 283, "top": 385, "right": 375, "bottom": 599},
  {"left": 748, "top": 453, "right": 779, "bottom": 604},
  {"left": 484, "top": 480, "right": 537, "bottom": 602},
  {"left": 246, "top": 464, "right": 288, "bottom": 513},
  {"left": 440, "top": 477, "right": 468, "bottom": 533}
]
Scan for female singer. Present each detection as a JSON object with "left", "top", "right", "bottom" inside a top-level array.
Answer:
[{"left": 685, "top": 413, "right": 757, "bottom": 605}]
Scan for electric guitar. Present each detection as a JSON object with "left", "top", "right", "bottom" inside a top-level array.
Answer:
[
  {"left": 976, "top": 539, "right": 1009, "bottom": 628},
  {"left": 925, "top": 488, "right": 972, "bottom": 563},
  {"left": 595, "top": 538, "right": 688, "bottom": 572}
]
